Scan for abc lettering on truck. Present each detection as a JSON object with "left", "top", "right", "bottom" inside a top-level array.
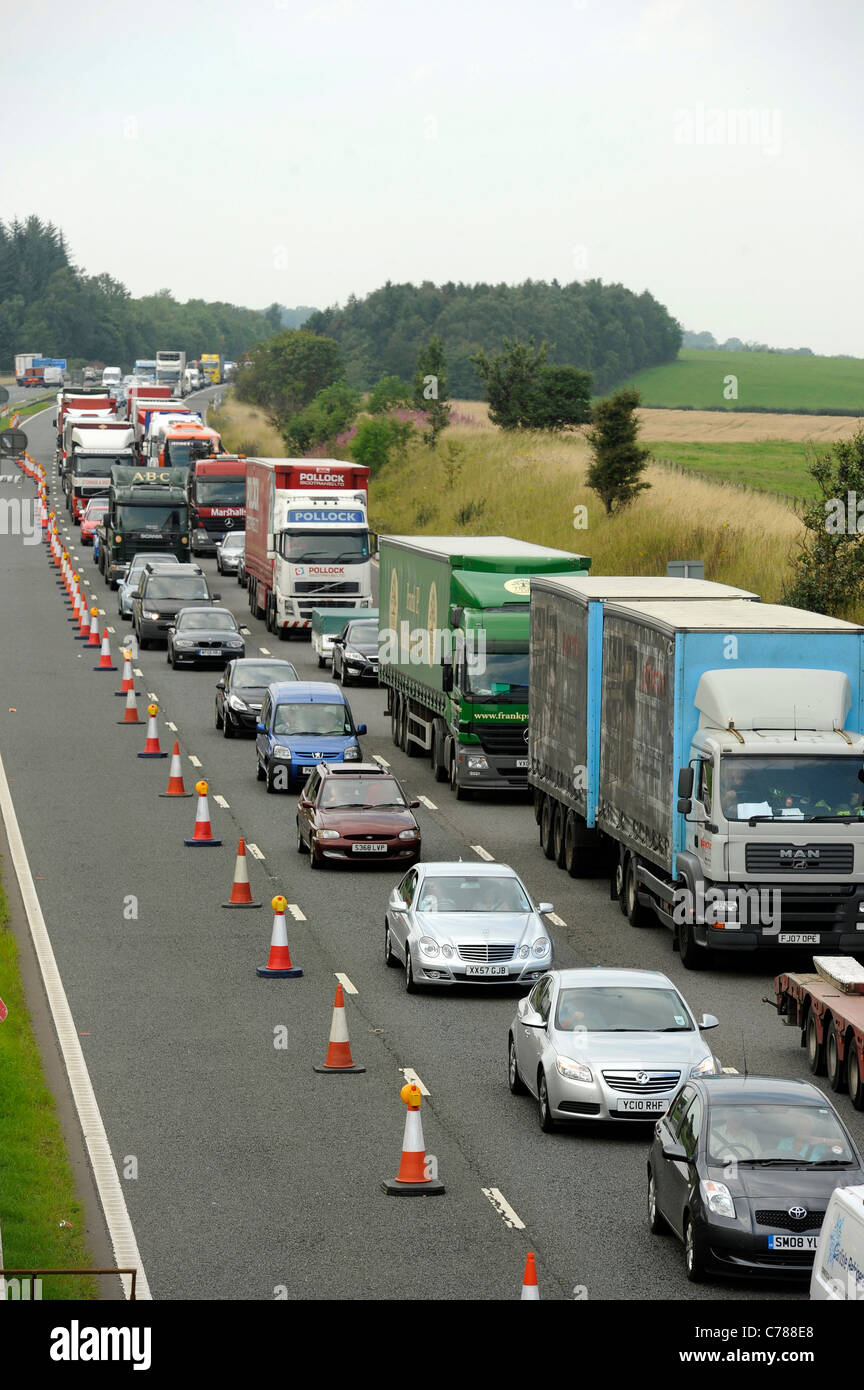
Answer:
[{"left": 243, "top": 457, "right": 372, "bottom": 636}]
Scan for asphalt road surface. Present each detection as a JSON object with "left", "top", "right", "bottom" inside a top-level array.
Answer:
[{"left": 1, "top": 399, "right": 860, "bottom": 1301}]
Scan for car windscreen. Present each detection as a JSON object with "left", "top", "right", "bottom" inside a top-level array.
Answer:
[
  {"left": 83, "top": 500, "right": 108, "bottom": 517},
  {"left": 220, "top": 533, "right": 246, "bottom": 551},
  {"left": 344, "top": 622, "right": 377, "bottom": 645},
  {"left": 554, "top": 986, "right": 693, "bottom": 1033},
  {"left": 233, "top": 662, "right": 296, "bottom": 690},
  {"left": 707, "top": 1103, "right": 855, "bottom": 1165},
  {"left": 319, "top": 778, "right": 405, "bottom": 808},
  {"left": 272, "top": 703, "right": 352, "bottom": 737},
  {"left": 415, "top": 876, "right": 531, "bottom": 913},
  {"left": 145, "top": 577, "right": 210, "bottom": 599},
  {"left": 177, "top": 611, "right": 236, "bottom": 631}
]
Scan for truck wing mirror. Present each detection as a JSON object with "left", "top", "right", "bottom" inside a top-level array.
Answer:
[
  {"left": 442, "top": 660, "right": 453, "bottom": 693},
  {"left": 677, "top": 766, "right": 694, "bottom": 798},
  {"left": 677, "top": 797, "right": 693, "bottom": 815}
]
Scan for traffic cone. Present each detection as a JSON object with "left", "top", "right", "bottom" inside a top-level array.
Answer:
[
  {"left": 313, "top": 982, "right": 365, "bottom": 1072},
  {"left": 93, "top": 627, "right": 117, "bottom": 672},
  {"left": 75, "top": 599, "right": 91, "bottom": 641},
  {"left": 137, "top": 703, "right": 167, "bottom": 759},
  {"left": 115, "top": 648, "right": 136, "bottom": 695},
  {"left": 159, "top": 742, "right": 193, "bottom": 797},
  {"left": 256, "top": 896, "right": 302, "bottom": 977},
  {"left": 222, "top": 838, "right": 262, "bottom": 908},
  {"left": 117, "top": 688, "right": 141, "bottom": 724},
  {"left": 520, "top": 1254, "right": 540, "bottom": 1300},
  {"left": 381, "top": 1084, "right": 445, "bottom": 1196},
  {"left": 184, "top": 780, "right": 222, "bottom": 846},
  {"left": 69, "top": 576, "right": 81, "bottom": 623},
  {"left": 126, "top": 632, "right": 139, "bottom": 661},
  {"left": 86, "top": 608, "right": 101, "bottom": 647}
]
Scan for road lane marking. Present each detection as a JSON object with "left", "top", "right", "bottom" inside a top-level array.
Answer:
[
  {"left": 482, "top": 1187, "right": 525, "bottom": 1230},
  {"left": 416, "top": 795, "right": 437, "bottom": 810},
  {"left": 247, "top": 843, "right": 265, "bottom": 860},
  {"left": 147, "top": 691, "right": 158, "bottom": 700},
  {"left": 472, "top": 844, "right": 494, "bottom": 861},
  {"left": 166, "top": 721, "right": 177, "bottom": 731},
  {"left": 547, "top": 913, "right": 566, "bottom": 928},
  {"left": 259, "top": 646, "right": 271, "bottom": 655},
  {"left": 400, "top": 1067, "right": 429, "bottom": 1095},
  {"left": 106, "top": 626, "right": 115, "bottom": 634},
  {"left": 188, "top": 755, "right": 202, "bottom": 767},
  {"left": 133, "top": 668, "right": 143, "bottom": 677},
  {"left": 0, "top": 750, "right": 151, "bottom": 1301},
  {"left": 287, "top": 903, "right": 306, "bottom": 921},
  {"left": 213, "top": 795, "right": 230, "bottom": 809},
  {"left": 722, "top": 1066, "right": 739, "bottom": 1074},
  {"left": 335, "top": 972, "right": 357, "bottom": 994},
  {"left": 372, "top": 755, "right": 390, "bottom": 768}
]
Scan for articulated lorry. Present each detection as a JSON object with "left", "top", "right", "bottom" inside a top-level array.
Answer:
[
  {"left": 199, "top": 354, "right": 223, "bottom": 385},
  {"left": 244, "top": 458, "right": 372, "bottom": 638},
  {"left": 65, "top": 422, "right": 136, "bottom": 520},
  {"left": 97, "top": 465, "right": 190, "bottom": 585},
  {"left": 529, "top": 588, "right": 864, "bottom": 967},
  {"left": 155, "top": 350, "right": 186, "bottom": 395},
  {"left": 378, "top": 536, "right": 590, "bottom": 798},
  {"left": 188, "top": 455, "right": 246, "bottom": 554}
]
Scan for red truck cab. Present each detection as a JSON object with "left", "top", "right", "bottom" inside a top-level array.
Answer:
[{"left": 188, "top": 455, "right": 247, "bottom": 556}]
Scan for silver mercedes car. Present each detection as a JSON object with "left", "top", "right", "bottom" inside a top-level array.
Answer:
[
  {"left": 384, "top": 861, "right": 555, "bottom": 991},
  {"left": 508, "top": 968, "right": 720, "bottom": 1130}
]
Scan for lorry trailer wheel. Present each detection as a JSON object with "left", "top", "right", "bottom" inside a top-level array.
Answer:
[
  {"left": 553, "top": 802, "right": 567, "bottom": 868},
  {"left": 825, "top": 1020, "right": 847, "bottom": 1092},
  {"left": 533, "top": 788, "right": 544, "bottom": 825},
  {"left": 540, "top": 798, "right": 556, "bottom": 859},
  {"left": 805, "top": 1011, "right": 826, "bottom": 1075},
  {"left": 847, "top": 1045, "right": 864, "bottom": 1110},
  {"left": 390, "top": 697, "right": 401, "bottom": 748}
]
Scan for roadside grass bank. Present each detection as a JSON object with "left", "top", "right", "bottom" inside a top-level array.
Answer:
[
  {"left": 0, "top": 395, "right": 53, "bottom": 426},
  {"left": 208, "top": 396, "right": 285, "bottom": 457},
  {"left": 0, "top": 862, "right": 99, "bottom": 1299},
  {"left": 647, "top": 439, "right": 818, "bottom": 501}
]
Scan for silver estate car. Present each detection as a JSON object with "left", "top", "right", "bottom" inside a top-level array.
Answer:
[
  {"left": 384, "top": 861, "right": 555, "bottom": 992},
  {"left": 508, "top": 968, "right": 720, "bottom": 1130}
]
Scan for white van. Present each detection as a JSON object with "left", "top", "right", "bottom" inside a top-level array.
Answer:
[
  {"left": 102, "top": 366, "right": 122, "bottom": 388},
  {"left": 811, "top": 1185, "right": 864, "bottom": 1299}
]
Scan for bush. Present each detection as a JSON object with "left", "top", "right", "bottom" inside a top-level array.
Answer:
[
  {"left": 281, "top": 380, "right": 359, "bottom": 454},
  {"left": 471, "top": 338, "right": 593, "bottom": 431},
  {"left": 367, "top": 375, "right": 413, "bottom": 413},
  {"left": 351, "top": 415, "right": 416, "bottom": 475},
  {"left": 585, "top": 387, "right": 651, "bottom": 515}
]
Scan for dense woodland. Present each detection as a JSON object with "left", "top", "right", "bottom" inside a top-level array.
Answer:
[
  {"left": 0, "top": 216, "right": 279, "bottom": 369},
  {"left": 305, "top": 278, "right": 682, "bottom": 395}
]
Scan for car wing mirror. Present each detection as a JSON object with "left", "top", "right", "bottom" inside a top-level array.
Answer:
[
  {"left": 391, "top": 895, "right": 408, "bottom": 911},
  {"left": 662, "top": 1142, "right": 689, "bottom": 1162},
  {"left": 538, "top": 902, "right": 554, "bottom": 914},
  {"left": 216, "top": 679, "right": 225, "bottom": 690},
  {"left": 256, "top": 721, "right": 266, "bottom": 734},
  {"left": 409, "top": 799, "right": 420, "bottom": 809},
  {"left": 212, "top": 592, "right": 222, "bottom": 600},
  {"left": 356, "top": 723, "right": 367, "bottom": 735},
  {"left": 699, "top": 1013, "right": 719, "bottom": 1029},
  {"left": 517, "top": 998, "right": 545, "bottom": 1027}
]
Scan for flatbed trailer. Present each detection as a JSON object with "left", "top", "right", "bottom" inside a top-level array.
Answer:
[{"left": 770, "top": 956, "right": 864, "bottom": 1109}]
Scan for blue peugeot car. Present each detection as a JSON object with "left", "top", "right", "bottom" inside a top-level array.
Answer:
[{"left": 255, "top": 681, "right": 367, "bottom": 793}]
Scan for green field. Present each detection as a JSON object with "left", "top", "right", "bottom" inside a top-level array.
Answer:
[
  {"left": 0, "top": 868, "right": 98, "bottom": 1300},
  {"left": 649, "top": 439, "right": 818, "bottom": 500},
  {"left": 621, "top": 349, "right": 864, "bottom": 413}
]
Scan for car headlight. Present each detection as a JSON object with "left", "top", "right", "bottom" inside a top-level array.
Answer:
[
  {"left": 518, "top": 944, "right": 531, "bottom": 959},
  {"left": 690, "top": 1056, "right": 717, "bottom": 1078},
  {"left": 532, "top": 938, "right": 550, "bottom": 956},
  {"left": 144, "top": 610, "right": 161, "bottom": 620},
  {"left": 418, "top": 937, "right": 439, "bottom": 957},
  {"left": 173, "top": 639, "right": 195, "bottom": 648},
  {"left": 398, "top": 828, "right": 419, "bottom": 840},
  {"left": 344, "top": 745, "right": 361, "bottom": 760},
  {"left": 227, "top": 695, "right": 248, "bottom": 712},
  {"left": 467, "top": 755, "right": 488, "bottom": 770},
  {"left": 273, "top": 745, "right": 293, "bottom": 758},
  {"left": 441, "top": 944, "right": 454, "bottom": 959},
  {"left": 344, "top": 648, "right": 363, "bottom": 662},
  {"left": 315, "top": 828, "right": 340, "bottom": 839},
  {"left": 700, "top": 1179, "right": 735, "bottom": 1219},
  {"left": 556, "top": 1056, "right": 592, "bottom": 1084}
]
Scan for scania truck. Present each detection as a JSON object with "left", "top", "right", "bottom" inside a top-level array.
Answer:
[
  {"left": 378, "top": 536, "right": 590, "bottom": 798},
  {"left": 97, "top": 465, "right": 190, "bottom": 585}
]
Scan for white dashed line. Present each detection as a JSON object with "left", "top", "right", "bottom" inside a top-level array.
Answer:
[
  {"left": 147, "top": 692, "right": 158, "bottom": 700},
  {"left": 287, "top": 903, "right": 306, "bottom": 921},
  {"left": 259, "top": 646, "right": 271, "bottom": 655},
  {"left": 547, "top": 913, "right": 566, "bottom": 928},
  {"left": 416, "top": 795, "right": 437, "bottom": 810},
  {"left": 722, "top": 1066, "right": 739, "bottom": 1074},
  {"left": 247, "top": 843, "right": 265, "bottom": 860},
  {"left": 133, "top": 667, "right": 143, "bottom": 677},
  {"left": 482, "top": 1187, "right": 525, "bottom": 1230},
  {"left": 98, "top": 608, "right": 105, "bottom": 615},
  {"left": 400, "top": 1067, "right": 429, "bottom": 1096},
  {"left": 472, "top": 844, "right": 494, "bottom": 862},
  {"left": 213, "top": 795, "right": 230, "bottom": 809},
  {"left": 372, "top": 754, "right": 390, "bottom": 768},
  {"left": 188, "top": 755, "right": 202, "bottom": 768},
  {"left": 106, "top": 626, "right": 115, "bottom": 633},
  {"left": 335, "top": 972, "right": 357, "bottom": 994},
  {"left": 166, "top": 721, "right": 177, "bottom": 732}
]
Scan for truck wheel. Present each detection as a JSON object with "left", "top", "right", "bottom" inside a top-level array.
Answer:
[
  {"left": 564, "top": 812, "right": 595, "bottom": 878},
  {"left": 431, "top": 724, "right": 449, "bottom": 783},
  {"left": 625, "top": 856, "right": 653, "bottom": 928},
  {"left": 533, "top": 787, "right": 544, "bottom": 825},
  {"left": 825, "top": 1020, "right": 847, "bottom": 1092},
  {"left": 552, "top": 802, "right": 567, "bottom": 868},
  {"left": 450, "top": 753, "right": 472, "bottom": 800},
  {"left": 540, "top": 797, "right": 556, "bottom": 859},
  {"left": 676, "top": 919, "right": 706, "bottom": 970},
  {"left": 847, "top": 1044, "right": 864, "bottom": 1110},
  {"left": 390, "top": 696, "right": 401, "bottom": 748},
  {"left": 805, "top": 1011, "right": 826, "bottom": 1075}
]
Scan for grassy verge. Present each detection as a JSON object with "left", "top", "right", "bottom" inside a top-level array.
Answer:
[
  {"left": 0, "top": 396, "right": 54, "bottom": 426},
  {"left": 648, "top": 439, "right": 818, "bottom": 500},
  {"left": 619, "top": 349, "right": 864, "bottom": 413},
  {"left": 0, "top": 863, "right": 99, "bottom": 1299},
  {"left": 207, "top": 394, "right": 285, "bottom": 456}
]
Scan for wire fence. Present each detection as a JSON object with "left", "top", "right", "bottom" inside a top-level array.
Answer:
[{"left": 650, "top": 455, "right": 806, "bottom": 510}]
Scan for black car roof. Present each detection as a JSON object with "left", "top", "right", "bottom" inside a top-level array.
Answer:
[{"left": 696, "top": 1076, "right": 828, "bottom": 1105}]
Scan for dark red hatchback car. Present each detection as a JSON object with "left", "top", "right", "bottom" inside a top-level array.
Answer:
[{"left": 295, "top": 763, "right": 421, "bottom": 869}]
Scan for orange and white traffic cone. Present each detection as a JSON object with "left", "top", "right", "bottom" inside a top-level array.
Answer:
[
  {"left": 159, "top": 741, "right": 193, "bottom": 797},
  {"left": 520, "top": 1253, "right": 540, "bottom": 1300},
  {"left": 115, "top": 648, "right": 136, "bottom": 696},
  {"left": 313, "top": 982, "right": 365, "bottom": 1072},
  {"left": 184, "top": 779, "right": 222, "bottom": 846},
  {"left": 381, "top": 1084, "right": 445, "bottom": 1195},
  {"left": 256, "top": 896, "right": 303, "bottom": 977},
  {"left": 93, "top": 627, "right": 117, "bottom": 672},
  {"left": 75, "top": 599, "right": 91, "bottom": 641},
  {"left": 86, "top": 608, "right": 101, "bottom": 647},
  {"left": 68, "top": 575, "right": 81, "bottom": 623},
  {"left": 222, "top": 838, "right": 262, "bottom": 908},
  {"left": 117, "top": 688, "right": 141, "bottom": 724},
  {"left": 127, "top": 632, "right": 139, "bottom": 661},
  {"left": 137, "top": 703, "right": 167, "bottom": 759}
]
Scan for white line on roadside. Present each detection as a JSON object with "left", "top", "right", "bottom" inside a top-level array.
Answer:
[
  {"left": 213, "top": 795, "right": 230, "bottom": 809},
  {"left": 416, "top": 795, "right": 437, "bottom": 810},
  {"left": 722, "top": 1066, "right": 739, "bottom": 1074},
  {"left": 0, "top": 751, "right": 151, "bottom": 1300},
  {"left": 372, "top": 754, "right": 390, "bottom": 768},
  {"left": 259, "top": 646, "right": 271, "bottom": 655},
  {"left": 247, "top": 842, "right": 265, "bottom": 860},
  {"left": 133, "top": 668, "right": 143, "bottom": 677},
  {"left": 188, "top": 755, "right": 202, "bottom": 767},
  {"left": 400, "top": 1067, "right": 429, "bottom": 1095},
  {"left": 166, "top": 721, "right": 177, "bottom": 732},
  {"left": 335, "top": 972, "right": 357, "bottom": 994},
  {"left": 472, "top": 844, "right": 494, "bottom": 862},
  {"left": 98, "top": 608, "right": 105, "bottom": 615},
  {"left": 287, "top": 903, "right": 306, "bottom": 921},
  {"left": 482, "top": 1187, "right": 525, "bottom": 1230},
  {"left": 106, "top": 626, "right": 115, "bottom": 634},
  {"left": 147, "top": 692, "right": 158, "bottom": 700},
  {"left": 547, "top": 912, "right": 567, "bottom": 928}
]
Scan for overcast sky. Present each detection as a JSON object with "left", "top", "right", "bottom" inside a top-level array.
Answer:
[{"left": 4, "top": 0, "right": 862, "bottom": 354}]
